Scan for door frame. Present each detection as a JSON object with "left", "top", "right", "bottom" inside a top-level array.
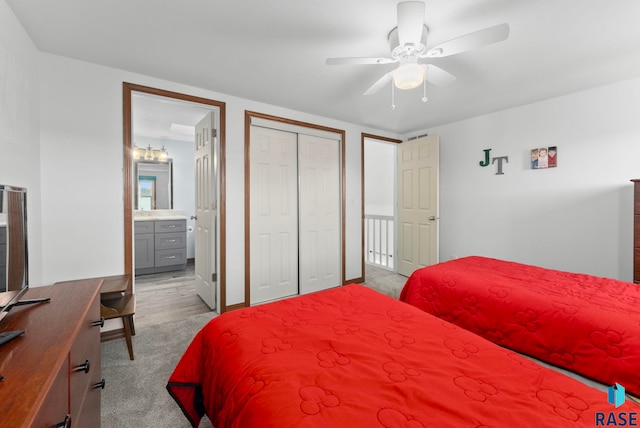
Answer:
[
  {"left": 360, "top": 133, "right": 402, "bottom": 282},
  {"left": 122, "top": 82, "right": 228, "bottom": 312},
  {"left": 244, "top": 110, "right": 346, "bottom": 307}
]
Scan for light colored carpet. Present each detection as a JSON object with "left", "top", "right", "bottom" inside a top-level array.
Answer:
[
  {"left": 101, "top": 312, "right": 216, "bottom": 428},
  {"left": 361, "top": 264, "right": 408, "bottom": 298}
]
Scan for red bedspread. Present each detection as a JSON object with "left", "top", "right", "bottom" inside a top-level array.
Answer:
[
  {"left": 400, "top": 256, "right": 640, "bottom": 397},
  {"left": 167, "top": 284, "right": 637, "bottom": 427}
]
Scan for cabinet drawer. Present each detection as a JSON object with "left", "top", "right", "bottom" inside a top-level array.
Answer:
[
  {"left": 155, "top": 219, "right": 186, "bottom": 233},
  {"left": 155, "top": 231, "right": 187, "bottom": 250},
  {"left": 134, "top": 220, "right": 154, "bottom": 234},
  {"left": 155, "top": 247, "right": 187, "bottom": 267}
]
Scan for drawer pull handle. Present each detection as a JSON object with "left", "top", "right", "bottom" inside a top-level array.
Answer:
[
  {"left": 93, "top": 378, "right": 106, "bottom": 389},
  {"left": 74, "top": 359, "right": 90, "bottom": 374},
  {"left": 92, "top": 317, "right": 105, "bottom": 327},
  {"left": 164, "top": 255, "right": 176, "bottom": 259},
  {"left": 167, "top": 239, "right": 177, "bottom": 243},
  {"left": 163, "top": 225, "right": 177, "bottom": 228},
  {"left": 54, "top": 414, "right": 71, "bottom": 428}
]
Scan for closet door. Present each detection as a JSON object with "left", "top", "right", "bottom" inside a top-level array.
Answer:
[
  {"left": 298, "top": 134, "right": 341, "bottom": 295},
  {"left": 250, "top": 126, "right": 299, "bottom": 304}
]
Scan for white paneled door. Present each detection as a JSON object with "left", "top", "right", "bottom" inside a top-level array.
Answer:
[
  {"left": 250, "top": 126, "right": 299, "bottom": 304},
  {"left": 298, "top": 134, "right": 341, "bottom": 295},
  {"left": 194, "top": 111, "right": 217, "bottom": 310},
  {"left": 250, "top": 126, "right": 341, "bottom": 304},
  {"left": 397, "top": 135, "right": 439, "bottom": 277}
]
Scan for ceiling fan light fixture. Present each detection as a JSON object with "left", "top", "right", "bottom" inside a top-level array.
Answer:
[{"left": 392, "top": 63, "right": 425, "bottom": 89}]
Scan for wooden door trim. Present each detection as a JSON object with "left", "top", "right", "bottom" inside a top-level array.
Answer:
[
  {"left": 360, "top": 133, "right": 402, "bottom": 284},
  {"left": 122, "top": 82, "right": 228, "bottom": 312},
  {"left": 244, "top": 111, "right": 346, "bottom": 308}
]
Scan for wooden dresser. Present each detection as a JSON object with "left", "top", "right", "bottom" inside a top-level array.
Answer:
[
  {"left": 0, "top": 279, "right": 103, "bottom": 427},
  {"left": 633, "top": 179, "right": 640, "bottom": 284}
]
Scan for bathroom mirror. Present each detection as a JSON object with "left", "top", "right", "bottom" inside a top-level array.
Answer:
[{"left": 135, "top": 160, "right": 173, "bottom": 210}]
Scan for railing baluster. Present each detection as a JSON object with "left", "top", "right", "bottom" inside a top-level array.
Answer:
[{"left": 364, "top": 214, "right": 394, "bottom": 271}]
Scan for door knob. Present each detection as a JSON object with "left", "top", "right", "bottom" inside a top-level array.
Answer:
[
  {"left": 190, "top": 215, "right": 197, "bottom": 220},
  {"left": 428, "top": 216, "right": 436, "bottom": 221}
]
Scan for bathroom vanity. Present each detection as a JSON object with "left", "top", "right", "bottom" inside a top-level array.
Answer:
[{"left": 134, "top": 215, "right": 187, "bottom": 275}]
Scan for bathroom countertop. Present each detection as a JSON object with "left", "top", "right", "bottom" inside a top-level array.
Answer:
[
  {"left": 134, "top": 215, "right": 187, "bottom": 221},
  {"left": 134, "top": 210, "right": 188, "bottom": 221}
]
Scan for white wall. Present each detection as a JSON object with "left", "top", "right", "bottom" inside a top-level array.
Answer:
[
  {"left": 364, "top": 139, "right": 395, "bottom": 216},
  {"left": 409, "top": 77, "right": 640, "bottom": 281},
  {"left": 37, "top": 53, "right": 398, "bottom": 305},
  {"left": 0, "top": 0, "right": 42, "bottom": 286}
]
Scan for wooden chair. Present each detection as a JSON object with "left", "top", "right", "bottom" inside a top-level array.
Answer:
[
  {"left": 56, "top": 274, "right": 137, "bottom": 359},
  {"left": 99, "top": 275, "right": 136, "bottom": 360}
]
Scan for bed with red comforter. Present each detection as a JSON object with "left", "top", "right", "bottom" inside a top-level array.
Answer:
[
  {"left": 167, "top": 284, "right": 637, "bottom": 428},
  {"left": 400, "top": 256, "right": 640, "bottom": 397}
]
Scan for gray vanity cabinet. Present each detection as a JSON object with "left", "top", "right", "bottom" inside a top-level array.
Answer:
[
  {"left": 134, "top": 221, "right": 155, "bottom": 274},
  {"left": 134, "top": 219, "right": 187, "bottom": 275}
]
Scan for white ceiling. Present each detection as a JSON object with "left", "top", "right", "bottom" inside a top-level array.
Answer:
[
  {"left": 131, "top": 92, "right": 213, "bottom": 143},
  {"left": 8, "top": 0, "right": 640, "bottom": 135}
]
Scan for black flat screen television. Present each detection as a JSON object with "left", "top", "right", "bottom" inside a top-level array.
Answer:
[{"left": 0, "top": 184, "right": 29, "bottom": 322}]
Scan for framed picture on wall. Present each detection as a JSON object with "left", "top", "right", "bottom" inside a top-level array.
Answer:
[{"left": 531, "top": 146, "right": 557, "bottom": 169}]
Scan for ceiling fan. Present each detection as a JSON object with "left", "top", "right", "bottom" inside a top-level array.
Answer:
[{"left": 326, "top": 1, "right": 510, "bottom": 101}]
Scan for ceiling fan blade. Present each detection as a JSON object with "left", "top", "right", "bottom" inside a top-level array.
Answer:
[
  {"left": 424, "top": 23, "right": 510, "bottom": 58},
  {"left": 363, "top": 72, "right": 393, "bottom": 95},
  {"left": 397, "top": 1, "right": 425, "bottom": 47},
  {"left": 422, "top": 64, "right": 456, "bottom": 86},
  {"left": 326, "top": 57, "right": 396, "bottom": 65}
]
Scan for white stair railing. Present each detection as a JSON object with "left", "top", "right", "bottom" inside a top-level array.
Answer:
[{"left": 364, "top": 215, "right": 394, "bottom": 270}]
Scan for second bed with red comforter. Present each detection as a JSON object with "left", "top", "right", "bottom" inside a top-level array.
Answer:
[
  {"left": 167, "top": 284, "right": 637, "bottom": 427},
  {"left": 400, "top": 256, "right": 640, "bottom": 396}
]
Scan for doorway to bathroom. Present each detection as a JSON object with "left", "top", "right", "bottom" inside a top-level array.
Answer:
[{"left": 122, "top": 83, "right": 227, "bottom": 325}]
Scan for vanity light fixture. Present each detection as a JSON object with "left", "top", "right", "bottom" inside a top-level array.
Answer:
[
  {"left": 156, "top": 146, "right": 169, "bottom": 162},
  {"left": 132, "top": 144, "right": 169, "bottom": 162}
]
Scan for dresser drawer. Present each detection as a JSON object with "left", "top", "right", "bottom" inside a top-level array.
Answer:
[
  {"left": 70, "top": 292, "right": 102, "bottom": 427},
  {"left": 635, "top": 248, "right": 640, "bottom": 283},
  {"left": 155, "top": 231, "right": 187, "bottom": 250},
  {"left": 31, "top": 360, "right": 69, "bottom": 428},
  {"left": 155, "top": 247, "right": 187, "bottom": 267},
  {"left": 155, "top": 219, "right": 186, "bottom": 233}
]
